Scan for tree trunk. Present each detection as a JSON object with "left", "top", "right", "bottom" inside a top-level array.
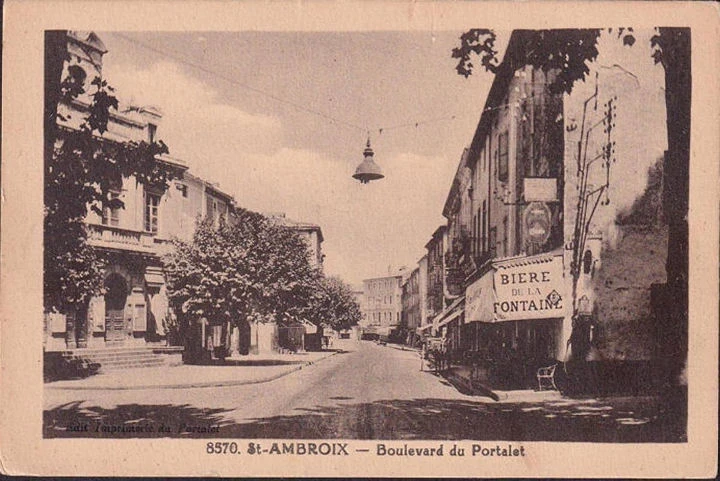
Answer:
[
  {"left": 659, "top": 28, "right": 690, "bottom": 385},
  {"left": 75, "top": 304, "right": 89, "bottom": 348}
]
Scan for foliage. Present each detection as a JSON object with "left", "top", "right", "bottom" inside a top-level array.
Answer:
[
  {"left": 307, "top": 276, "right": 362, "bottom": 331},
  {"left": 164, "top": 211, "right": 360, "bottom": 339},
  {"left": 44, "top": 30, "right": 175, "bottom": 313},
  {"left": 616, "top": 157, "right": 664, "bottom": 226},
  {"left": 163, "top": 212, "right": 325, "bottom": 329},
  {"left": 43, "top": 215, "right": 104, "bottom": 313},
  {"left": 452, "top": 29, "right": 642, "bottom": 95}
]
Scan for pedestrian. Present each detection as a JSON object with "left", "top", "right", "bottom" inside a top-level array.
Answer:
[{"left": 420, "top": 342, "right": 426, "bottom": 371}]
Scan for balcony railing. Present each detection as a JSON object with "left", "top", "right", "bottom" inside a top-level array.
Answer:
[{"left": 86, "top": 223, "right": 166, "bottom": 253}]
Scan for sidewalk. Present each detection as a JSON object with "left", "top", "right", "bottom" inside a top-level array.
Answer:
[
  {"left": 442, "top": 364, "right": 562, "bottom": 402},
  {"left": 384, "top": 342, "right": 419, "bottom": 353},
  {"left": 45, "top": 350, "right": 338, "bottom": 391}
]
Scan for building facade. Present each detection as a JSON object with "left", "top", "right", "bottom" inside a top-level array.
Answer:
[
  {"left": 45, "top": 31, "right": 192, "bottom": 351},
  {"left": 417, "top": 254, "right": 429, "bottom": 333},
  {"left": 267, "top": 213, "right": 325, "bottom": 269},
  {"left": 362, "top": 274, "right": 404, "bottom": 339},
  {"left": 424, "top": 225, "right": 448, "bottom": 333},
  {"left": 401, "top": 267, "right": 421, "bottom": 347},
  {"left": 44, "top": 31, "right": 327, "bottom": 358},
  {"left": 416, "top": 29, "right": 670, "bottom": 389},
  {"left": 424, "top": 31, "right": 567, "bottom": 387}
]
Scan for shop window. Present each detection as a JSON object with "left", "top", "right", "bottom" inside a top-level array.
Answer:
[
  {"left": 144, "top": 191, "right": 160, "bottom": 233},
  {"left": 498, "top": 131, "right": 509, "bottom": 182}
]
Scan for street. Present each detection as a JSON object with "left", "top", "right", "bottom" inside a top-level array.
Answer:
[{"left": 44, "top": 340, "right": 686, "bottom": 441}]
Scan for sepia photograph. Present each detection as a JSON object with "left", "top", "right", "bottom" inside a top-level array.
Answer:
[
  {"left": 42, "top": 27, "right": 688, "bottom": 442},
  {"left": 1, "top": 1, "right": 718, "bottom": 478}
]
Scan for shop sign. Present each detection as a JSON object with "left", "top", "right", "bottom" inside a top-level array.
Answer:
[
  {"left": 523, "top": 202, "right": 552, "bottom": 245},
  {"left": 493, "top": 255, "right": 565, "bottom": 321},
  {"left": 524, "top": 177, "right": 557, "bottom": 202}
]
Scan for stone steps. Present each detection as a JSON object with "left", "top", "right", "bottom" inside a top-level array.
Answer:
[{"left": 55, "top": 346, "right": 183, "bottom": 372}]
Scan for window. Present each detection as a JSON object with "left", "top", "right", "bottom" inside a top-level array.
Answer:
[
  {"left": 144, "top": 192, "right": 160, "bottom": 233},
  {"left": 148, "top": 123, "right": 157, "bottom": 143},
  {"left": 583, "top": 250, "right": 593, "bottom": 274},
  {"left": 102, "top": 191, "right": 120, "bottom": 227},
  {"left": 176, "top": 183, "right": 188, "bottom": 198},
  {"left": 498, "top": 131, "right": 509, "bottom": 182},
  {"left": 502, "top": 217, "right": 509, "bottom": 257},
  {"left": 487, "top": 135, "right": 492, "bottom": 174},
  {"left": 489, "top": 227, "right": 497, "bottom": 258},
  {"left": 472, "top": 215, "right": 477, "bottom": 257},
  {"left": 481, "top": 201, "right": 487, "bottom": 254},
  {"left": 206, "top": 196, "right": 214, "bottom": 220}
]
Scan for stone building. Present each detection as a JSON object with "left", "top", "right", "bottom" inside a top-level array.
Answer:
[
  {"left": 43, "top": 31, "right": 294, "bottom": 360},
  {"left": 428, "top": 29, "right": 670, "bottom": 389},
  {"left": 401, "top": 267, "right": 421, "bottom": 346},
  {"left": 45, "top": 31, "right": 191, "bottom": 351},
  {"left": 362, "top": 272, "right": 404, "bottom": 340},
  {"left": 266, "top": 213, "right": 325, "bottom": 269},
  {"left": 452, "top": 31, "right": 568, "bottom": 387}
]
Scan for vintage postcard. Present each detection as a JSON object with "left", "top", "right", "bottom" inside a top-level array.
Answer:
[{"left": 1, "top": 0, "right": 718, "bottom": 477}]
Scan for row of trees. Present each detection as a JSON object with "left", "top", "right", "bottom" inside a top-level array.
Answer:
[{"left": 162, "top": 213, "right": 361, "bottom": 345}]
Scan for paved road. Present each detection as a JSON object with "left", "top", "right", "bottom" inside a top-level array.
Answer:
[{"left": 44, "top": 340, "right": 686, "bottom": 441}]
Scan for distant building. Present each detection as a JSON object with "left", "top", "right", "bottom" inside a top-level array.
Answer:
[
  {"left": 424, "top": 225, "right": 449, "bottom": 335},
  {"left": 350, "top": 286, "right": 365, "bottom": 324},
  {"left": 417, "top": 254, "right": 429, "bottom": 334},
  {"left": 362, "top": 273, "right": 404, "bottom": 339},
  {"left": 266, "top": 213, "right": 325, "bottom": 269},
  {"left": 401, "top": 267, "right": 421, "bottom": 346}
]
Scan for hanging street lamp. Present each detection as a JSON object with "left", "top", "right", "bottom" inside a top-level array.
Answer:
[{"left": 352, "top": 137, "right": 384, "bottom": 184}]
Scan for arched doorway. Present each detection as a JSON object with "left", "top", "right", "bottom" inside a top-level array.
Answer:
[{"left": 105, "top": 274, "right": 128, "bottom": 343}]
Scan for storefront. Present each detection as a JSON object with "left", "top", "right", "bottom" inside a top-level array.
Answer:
[
  {"left": 464, "top": 252, "right": 566, "bottom": 388},
  {"left": 435, "top": 296, "right": 465, "bottom": 358}
]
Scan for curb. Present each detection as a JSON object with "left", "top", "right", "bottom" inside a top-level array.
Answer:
[{"left": 46, "top": 351, "right": 339, "bottom": 392}]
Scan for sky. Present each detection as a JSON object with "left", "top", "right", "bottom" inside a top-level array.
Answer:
[
  {"left": 99, "top": 31, "right": 504, "bottom": 286},
  {"left": 97, "top": 29, "right": 667, "bottom": 287}
]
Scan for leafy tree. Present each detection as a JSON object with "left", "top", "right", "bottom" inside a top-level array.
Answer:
[
  {"left": 307, "top": 276, "right": 362, "bottom": 332},
  {"left": 162, "top": 211, "right": 323, "bottom": 331},
  {"left": 163, "top": 212, "right": 360, "bottom": 354},
  {"left": 452, "top": 28, "right": 689, "bottom": 375},
  {"left": 44, "top": 31, "right": 175, "bottom": 316}
]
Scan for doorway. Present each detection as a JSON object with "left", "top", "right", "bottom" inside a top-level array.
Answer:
[{"left": 104, "top": 274, "right": 128, "bottom": 343}]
